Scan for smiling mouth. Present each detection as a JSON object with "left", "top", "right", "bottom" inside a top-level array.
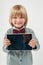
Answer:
[{"left": 17, "top": 23, "right": 22, "bottom": 25}]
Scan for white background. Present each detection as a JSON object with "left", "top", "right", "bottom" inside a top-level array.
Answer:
[{"left": 0, "top": 0, "right": 43, "bottom": 65}]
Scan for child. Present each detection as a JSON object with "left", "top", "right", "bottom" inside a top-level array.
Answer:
[{"left": 3, "top": 5, "right": 40, "bottom": 65}]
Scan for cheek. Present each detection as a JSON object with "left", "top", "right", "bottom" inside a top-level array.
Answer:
[
  {"left": 12, "top": 19, "right": 16, "bottom": 24},
  {"left": 20, "top": 19, "right": 25, "bottom": 24}
]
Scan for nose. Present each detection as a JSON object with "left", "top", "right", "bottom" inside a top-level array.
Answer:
[{"left": 17, "top": 18, "right": 20, "bottom": 23}]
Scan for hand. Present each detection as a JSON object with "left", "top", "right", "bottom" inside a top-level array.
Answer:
[
  {"left": 4, "top": 39, "right": 11, "bottom": 47},
  {"left": 28, "top": 39, "right": 36, "bottom": 48}
]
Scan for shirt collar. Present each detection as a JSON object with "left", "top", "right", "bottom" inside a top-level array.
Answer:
[{"left": 12, "top": 26, "right": 26, "bottom": 30}]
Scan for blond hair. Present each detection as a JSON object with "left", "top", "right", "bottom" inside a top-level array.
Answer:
[{"left": 9, "top": 5, "right": 28, "bottom": 26}]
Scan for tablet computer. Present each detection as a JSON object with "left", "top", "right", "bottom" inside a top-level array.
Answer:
[{"left": 7, "top": 34, "right": 32, "bottom": 50}]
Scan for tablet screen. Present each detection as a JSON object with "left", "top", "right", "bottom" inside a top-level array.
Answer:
[{"left": 7, "top": 34, "right": 32, "bottom": 50}]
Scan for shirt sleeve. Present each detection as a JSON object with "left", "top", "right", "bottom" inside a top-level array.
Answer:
[
  {"left": 3, "top": 29, "right": 11, "bottom": 53},
  {"left": 32, "top": 30, "right": 40, "bottom": 50}
]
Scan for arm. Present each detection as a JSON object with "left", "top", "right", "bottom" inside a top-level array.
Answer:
[
  {"left": 31, "top": 30, "right": 40, "bottom": 50},
  {"left": 3, "top": 29, "right": 11, "bottom": 53}
]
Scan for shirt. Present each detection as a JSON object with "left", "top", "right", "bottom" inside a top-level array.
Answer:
[{"left": 3, "top": 27, "right": 40, "bottom": 65}]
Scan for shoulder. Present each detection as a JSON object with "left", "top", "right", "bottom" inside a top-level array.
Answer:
[
  {"left": 25, "top": 27, "right": 34, "bottom": 34},
  {"left": 6, "top": 27, "right": 13, "bottom": 34}
]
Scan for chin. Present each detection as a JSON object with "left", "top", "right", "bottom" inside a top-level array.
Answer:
[{"left": 15, "top": 26, "right": 23, "bottom": 29}]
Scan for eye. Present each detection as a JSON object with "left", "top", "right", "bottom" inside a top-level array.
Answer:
[
  {"left": 14, "top": 17, "right": 17, "bottom": 19},
  {"left": 20, "top": 16, "right": 24, "bottom": 18},
  {"left": 13, "top": 16, "right": 17, "bottom": 19}
]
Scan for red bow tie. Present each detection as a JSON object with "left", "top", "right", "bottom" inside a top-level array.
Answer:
[{"left": 13, "top": 28, "right": 25, "bottom": 33}]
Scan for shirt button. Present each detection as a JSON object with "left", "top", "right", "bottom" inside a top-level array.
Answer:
[{"left": 20, "top": 59, "right": 22, "bottom": 62}]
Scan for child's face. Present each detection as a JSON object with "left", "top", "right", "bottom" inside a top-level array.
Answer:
[{"left": 11, "top": 15, "right": 25, "bottom": 29}]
